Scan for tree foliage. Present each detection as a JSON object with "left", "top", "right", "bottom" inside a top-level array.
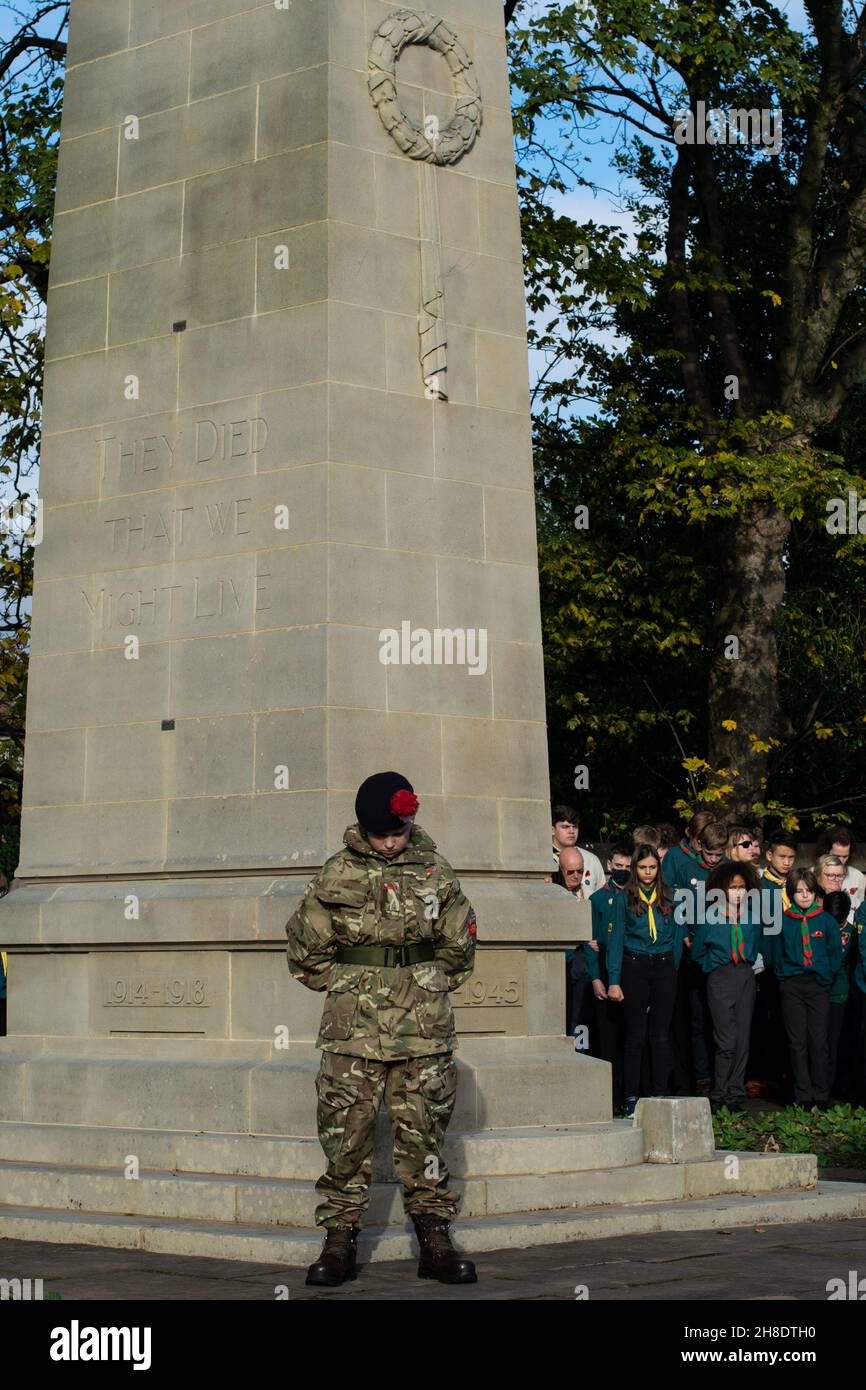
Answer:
[
  {"left": 0, "top": 1, "right": 66, "bottom": 874},
  {"left": 509, "top": 0, "right": 866, "bottom": 835}
]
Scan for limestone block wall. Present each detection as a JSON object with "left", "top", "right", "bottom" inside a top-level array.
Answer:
[{"left": 21, "top": 0, "right": 552, "bottom": 881}]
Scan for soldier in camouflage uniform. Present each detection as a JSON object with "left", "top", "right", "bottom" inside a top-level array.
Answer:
[{"left": 285, "top": 770, "right": 477, "bottom": 1286}]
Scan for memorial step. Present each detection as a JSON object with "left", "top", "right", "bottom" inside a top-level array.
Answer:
[
  {"left": 0, "top": 1183, "right": 864, "bottom": 1265},
  {"left": 0, "top": 1119, "right": 645, "bottom": 1181},
  {"left": 0, "top": 1147, "right": 819, "bottom": 1227}
]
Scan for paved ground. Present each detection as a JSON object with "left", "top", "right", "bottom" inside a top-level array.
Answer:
[{"left": 3, "top": 1207, "right": 866, "bottom": 1301}]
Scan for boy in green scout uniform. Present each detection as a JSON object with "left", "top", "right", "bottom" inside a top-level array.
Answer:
[
  {"left": 285, "top": 771, "right": 477, "bottom": 1287},
  {"left": 584, "top": 841, "right": 632, "bottom": 1111}
]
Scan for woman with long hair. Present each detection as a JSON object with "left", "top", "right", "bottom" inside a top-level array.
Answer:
[{"left": 607, "top": 844, "right": 683, "bottom": 1116}]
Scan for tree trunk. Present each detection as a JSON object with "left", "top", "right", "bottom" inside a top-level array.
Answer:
[{"left": 707, "top": 497, "right": 791, "bottom": 817}]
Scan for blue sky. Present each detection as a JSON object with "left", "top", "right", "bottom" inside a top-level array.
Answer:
[{"left": 520, "top": 0, "right": 812, "bottom": 410}]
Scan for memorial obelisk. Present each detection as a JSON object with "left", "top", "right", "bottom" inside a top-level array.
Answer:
[{"left": 1, "top": 0, "right": 606, "bottom": 1164}]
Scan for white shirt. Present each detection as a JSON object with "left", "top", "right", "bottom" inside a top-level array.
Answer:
[
  {"left": 843, "top": 865, "right": 865, "bottom": 918},
  {"left": 552, "top": 843, "right": 606, "bottom": 897}
]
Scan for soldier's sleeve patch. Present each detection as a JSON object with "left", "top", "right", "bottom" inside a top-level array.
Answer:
[{"left": 467, "top": 910, "right": 477, "bottom": 938}]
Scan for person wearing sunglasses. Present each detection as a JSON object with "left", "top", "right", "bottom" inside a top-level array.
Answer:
[{"left": 726, "top": 826, "right": 762, "bottom": 865}]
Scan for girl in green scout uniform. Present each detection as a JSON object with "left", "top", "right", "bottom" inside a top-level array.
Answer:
[
  {"left": 606, "top": 843, "right": 684, "bottom": 1116},
  {"left": 285, "top": 771, "right": 476, "bottom": 1288},
  {"left": 770, "top": 869, "right": 843, "bottom": 1109},
  {"left": 691, "top": 860, "right": 763, "bottom": 1113}
]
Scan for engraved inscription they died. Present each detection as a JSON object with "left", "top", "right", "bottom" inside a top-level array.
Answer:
[{"left": 83, "top": 413, "right": 274, "bottom": 630}]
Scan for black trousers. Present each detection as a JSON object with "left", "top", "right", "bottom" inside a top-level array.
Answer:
[
  {"left": 687, "top": 958, "right": 714, "bottom": 1081},
  {"left": 565, "top": 959, "right": 594, "bottom": 1043},
  {"left": 706, "top": 962, "right": 756, "bottom": 1107},
  {"left": 670, "top": 954, "right": 695, "bottom": 1094},
  {"left": 848, "top": 987, "right": 865, "bottom": 1101},
  {"left": 779, "top": 973, "right": 832, "bottom": 1106},
  {"left": 592, "top": 989, "right": 625, "bottom": 1110},
  {"left": 749, "top": 968, "right": 791, "bottom": 1100},
  {"left": 828, "top": 1000, "right": 847, "bottom": 1096},
  {"left": 621, "top": 950, "right": 677, "bottom": 1099}
]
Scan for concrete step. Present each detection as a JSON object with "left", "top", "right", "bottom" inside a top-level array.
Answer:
[
  {"left": 0, "top": 1182, "right": 863, "bottom": 1264},
  {"left": 0, "top": 1119, "right": 646, "bottom": 1180},
  {"left": 0, "top": 1040, "right": 611, "bottom": 1131},
  {"left": 0, "top": 1149, "right": 817, "bottom": 1226}
]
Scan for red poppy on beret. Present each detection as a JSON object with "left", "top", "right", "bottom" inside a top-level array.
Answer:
[{"left": 390, "top": 789, "right": 419, "bottom": 818}]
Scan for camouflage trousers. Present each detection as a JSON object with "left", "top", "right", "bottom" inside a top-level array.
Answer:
[{"left": 314, "top": 1050, "right": 458, "bottom": 1228}]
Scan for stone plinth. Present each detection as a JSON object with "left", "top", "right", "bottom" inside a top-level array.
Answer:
[{"left": 636, "top": 1097, "right": 717, "bottom": 1163}]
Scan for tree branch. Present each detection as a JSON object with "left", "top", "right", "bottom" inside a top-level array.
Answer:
[
  {"left": 665, "top": 147, "right": 715, "bottom": 423},
  {"left": 687, "top": 142, "right": 755, "bottom": 411},
  {"left": 0, "top": 30, "right": 66, "bottom": 83}
]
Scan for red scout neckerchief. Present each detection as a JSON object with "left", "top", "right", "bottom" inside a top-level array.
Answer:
[
  {"left": 682, "top": 844, "right": 709, "bottom": 868},
  {"left": 726, "top": 902, "right": 745, "bottom": 963},
  {"left": 785, "top": 902, "right": 823, "bottom": 968}
]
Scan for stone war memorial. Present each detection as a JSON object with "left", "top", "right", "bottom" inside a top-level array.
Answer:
[{"left": 0, "top": 0, "right": 863, "bottom": 1265}]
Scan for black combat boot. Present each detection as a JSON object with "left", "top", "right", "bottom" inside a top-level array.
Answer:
[
  {"left": 412, "top": 1214, "right": 477, "bottom": 1284},
  {"left": 305, "top": 1225, "right": 359, "bottom": 1286}
]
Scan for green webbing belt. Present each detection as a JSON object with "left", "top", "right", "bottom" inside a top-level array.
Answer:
[{"left": 334, "top": 942, "right": 436, "bottom": 968}]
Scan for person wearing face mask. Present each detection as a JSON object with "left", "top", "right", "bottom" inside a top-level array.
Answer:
[
  {"left": 584, "top": 842, "right": 632, "bottom": 1111},
  {"left": 691, "top": 861, "right": 763, "bottom": 1113},
  {"left": 606, "top": 844, "right": 685, "bottom": 1116},
  {"left": 769, "top": 868, "right": 843, "bottom": 1110}
]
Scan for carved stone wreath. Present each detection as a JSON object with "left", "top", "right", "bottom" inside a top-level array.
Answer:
[{"left": 368, "top": 8, "right": 483, "bottom": 165}]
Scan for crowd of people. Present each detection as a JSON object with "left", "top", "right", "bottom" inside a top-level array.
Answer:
[{"left": 551, "top": 806, "right": 866, "bottom": 1117}]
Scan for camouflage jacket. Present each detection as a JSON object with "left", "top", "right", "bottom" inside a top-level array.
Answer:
[{"left": 285, "top": 824, "right": 476, "bottom": 1059}]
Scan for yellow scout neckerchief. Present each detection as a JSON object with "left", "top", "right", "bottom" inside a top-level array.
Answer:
[
  {"left": 763, "top": 866, "right": 791, "bottom": 910},
  {"left": 639, "top": 887, "right": 658, "bottom": 941}
]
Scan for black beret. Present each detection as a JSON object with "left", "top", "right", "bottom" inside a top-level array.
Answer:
[{"left": 355, "top": 771, "right": 418, "bottom": 833}]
